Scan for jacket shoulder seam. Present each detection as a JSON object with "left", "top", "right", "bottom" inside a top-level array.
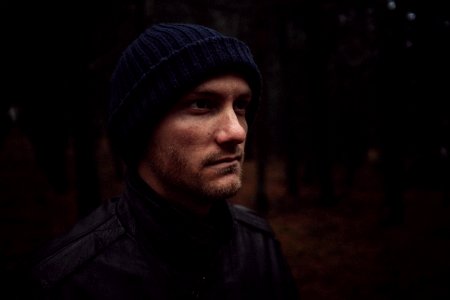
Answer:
[
  {"left": 231, "top": 204, "right": 274, "bottom": 234},
  {"left": 33, "top": 202, "right": 126, "bottom": 289}
]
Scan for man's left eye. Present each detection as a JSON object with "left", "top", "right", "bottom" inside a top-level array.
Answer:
[{"left": 234, "top": 99, "right": 250, "bottom": 112}]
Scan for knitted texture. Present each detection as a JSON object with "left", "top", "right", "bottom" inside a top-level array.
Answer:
[{"left": 108, "top": 23, "right": 261, "bottom": 164}]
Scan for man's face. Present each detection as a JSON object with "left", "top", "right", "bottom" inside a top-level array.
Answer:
[{"left": 138, "top": 73, "right": 252, "bottom": 215}]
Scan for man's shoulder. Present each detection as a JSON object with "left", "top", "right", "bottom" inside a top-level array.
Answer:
[
  {"left": 31, "top": 197, "right": 127, "bottom": 289},
  {"left": 229, "top": 203, "right": 274, "bottom": 235}
]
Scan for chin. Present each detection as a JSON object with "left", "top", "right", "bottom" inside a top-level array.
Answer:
[{"left": 201, "top": 178, "right": 242, "bottom": 200}]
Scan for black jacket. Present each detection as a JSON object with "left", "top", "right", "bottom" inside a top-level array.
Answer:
[{"left": 31, "top": 174, "right": 299, "bottom": 299}]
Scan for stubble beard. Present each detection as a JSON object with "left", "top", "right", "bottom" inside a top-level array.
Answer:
[{"left": 150, "top": 146, "right": 244, "bottom": 203}]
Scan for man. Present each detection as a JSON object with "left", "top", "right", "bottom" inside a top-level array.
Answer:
[{"left": 30, "top": 23, "right": 299, "bottom": 299}]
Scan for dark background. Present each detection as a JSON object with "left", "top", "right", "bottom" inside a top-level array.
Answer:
[{"left": 1, "top": 0, "right": 449, "bottom": 299}]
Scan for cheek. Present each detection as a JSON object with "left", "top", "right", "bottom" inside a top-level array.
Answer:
[{"left": 172, "top": 123, "right": 212, "bottom": 146}]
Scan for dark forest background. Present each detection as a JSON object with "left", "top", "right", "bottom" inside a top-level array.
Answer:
[{"left": 1, "top": 0, "right": 449, "bottom": 299}]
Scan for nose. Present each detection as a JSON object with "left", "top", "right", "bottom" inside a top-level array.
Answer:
[{"left": 215, "top": 108, "right": 247, "bottom": 145}]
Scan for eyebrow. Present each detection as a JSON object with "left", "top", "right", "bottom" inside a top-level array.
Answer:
[{"left": 186, "top": 90, "right": 252, "bottom": 99}]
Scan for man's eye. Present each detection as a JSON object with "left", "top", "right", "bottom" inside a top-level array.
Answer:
[
  {"left": 234, "top": 99, "right": 250, "bottom": 112},
  {"left": 190, "top": 99, "right": 211, "bottom": 110}
]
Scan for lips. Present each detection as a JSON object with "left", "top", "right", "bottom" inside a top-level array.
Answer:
[{"left": 205, "top": 155, "right": 242, "bottom": 167}]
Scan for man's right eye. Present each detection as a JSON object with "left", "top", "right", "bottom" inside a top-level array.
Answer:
[{"left": 190, "top": 99, "right": 212, "bottom": 110}]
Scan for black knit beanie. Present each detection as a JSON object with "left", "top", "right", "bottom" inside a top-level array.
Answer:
[{"left": 108, "top": 23, "right": 262, "bottom": 166}]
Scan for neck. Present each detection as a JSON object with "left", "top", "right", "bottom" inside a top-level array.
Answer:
[{"left": 136, "top": 168, "right": 213, "bottom": 218}]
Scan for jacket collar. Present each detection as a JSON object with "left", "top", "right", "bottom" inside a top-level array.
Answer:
[{"left": 121, "top": 171, "right": 233, "bottom": 264}]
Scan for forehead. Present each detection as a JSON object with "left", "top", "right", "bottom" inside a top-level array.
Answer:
[{"left": 186, "top": 73, "right": 252, "bottom": 97}]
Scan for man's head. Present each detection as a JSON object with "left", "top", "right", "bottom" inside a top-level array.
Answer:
[
  {"left": 108, "top": 23, "right": 261, "bottom": 213},
  {"left": 138, "top": 73, "right": 251, "bottom": 214},
  {"left": 108, "top": 23, "right": 261, "bottom": 165}
]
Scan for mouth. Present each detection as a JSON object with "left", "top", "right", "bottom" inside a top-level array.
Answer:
[{"left": 205, "top": 155, "right": 242, "bottom": 167}]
